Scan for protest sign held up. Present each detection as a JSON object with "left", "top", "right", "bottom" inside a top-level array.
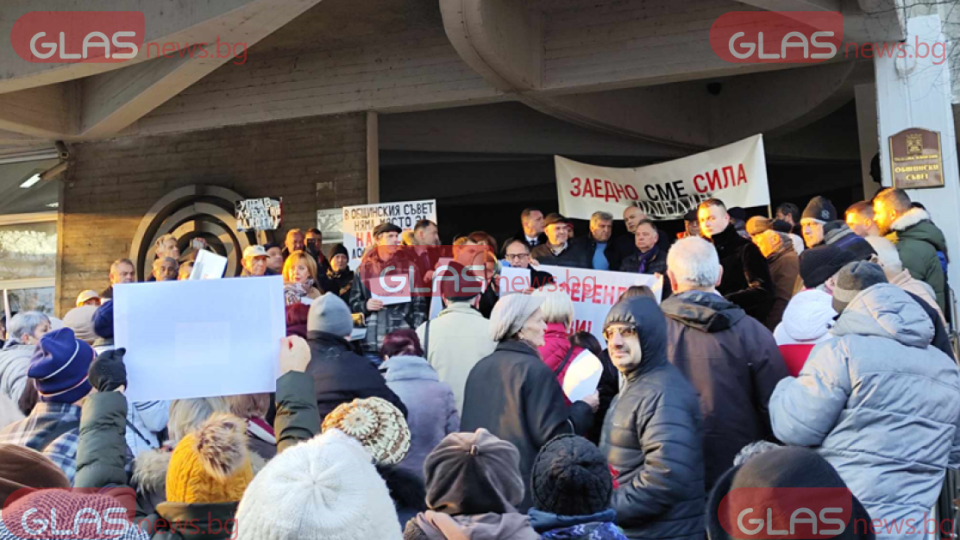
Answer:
[
  {"left": 341, "top": 199, "right": 437, "bottom": 268},
  {"left": 236, "top": 197, "right": 282, "bottom": 232}
]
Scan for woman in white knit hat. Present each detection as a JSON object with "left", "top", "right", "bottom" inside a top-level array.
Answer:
[{"left": 458, "top": 293, "right": 599, "bottom": 512}]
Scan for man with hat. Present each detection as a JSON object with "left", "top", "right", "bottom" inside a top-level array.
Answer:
[
  {"left": 0, "top": 328, "right": 97, "bottom": 483},
  {"left": 770, "top": 261, "right": 960, "bottom": 539},
  {"left": 746, "top": 216, "right": 799, "bottom": 330},
  {"left": 801, "top": 196, "right": 875, "bottom": 261},
  {"left": 349, "top": 222, "right": 428, "bottom": 361},
  {"left": 240, "top": 245, "right": 269, "bottom": 277},
  {"left": 318, "top": 243, "right": 354, "bottom": 301},
  {"left": 76, "top": 290, "right": 101, "bottom": 308},
  {"left": 531, "top": 213, "right": 592, "bottom": 269}
]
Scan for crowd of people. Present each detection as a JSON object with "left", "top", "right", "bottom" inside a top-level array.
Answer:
[{"left": 0, "top": 186, "right": 957, "bottom": 540}]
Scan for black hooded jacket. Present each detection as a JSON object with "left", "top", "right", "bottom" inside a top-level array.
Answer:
[
  {"left": 709, "top": 223, "right": 774, "bottom": 322},
  {"left": 600, "top": 298, "right": 705, "bottom": 540},
  {"left": 660, "top": 291, "right": 789, "bottom": 491}
]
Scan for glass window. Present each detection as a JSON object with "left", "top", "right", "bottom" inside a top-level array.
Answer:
[
  {"left": 4, "top": 287, "right": 55, "bottom": 315},
  {"left": 0, "top": 221, "right": 57, "bottom": 280}
]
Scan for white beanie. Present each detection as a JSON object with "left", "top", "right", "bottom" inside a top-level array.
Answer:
[
  {"left": 489, "top": 294, "right": 545, "bottom": 342},
  {"left": 234, "top": 429, "right": 401, "bottom": 540}
]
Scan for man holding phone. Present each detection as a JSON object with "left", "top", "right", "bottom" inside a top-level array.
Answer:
[{"left": 305, "top": 228, "right": 330, "bottom": 274}]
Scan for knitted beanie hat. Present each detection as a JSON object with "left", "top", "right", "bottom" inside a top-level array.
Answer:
[
  {"left": 0, "top": 444, "right": 70, "bottom": 505},
  {"left": 306, "top": 293, "right": 353, "bottom": 337},
  {"left": 234, "top": 429, "right": 401, "bottom": 540},
  {"left": 321, "top": 397, "right": 410, "bottom": 466},
  {"left": 28, "top": 328, "right": 94, "bottom": 404},
  {"left": 802, "top": 195, "right": 837, "bottom": 222},
  {"left": 831, "top": 261, "right": 888, "bottom": 313},
  {"left": 166, "top": 413, "right": 254, "bottom": 504},
  {"left": 328, "top": 243, "right": 349, "bottom": 261},
  {"left": 532, "top": 434, "right": 613, "bottom": 517},
  {"left": 799, "top": 245, "right": 857, "bottom": 289},
  {"left": 93, "top": 300, "right": 114, "bottom": 339}
]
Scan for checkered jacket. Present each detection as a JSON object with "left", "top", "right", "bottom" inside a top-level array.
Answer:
[
  {"left": 0, "top": 402, "right": 82, "bottom": 483},
  {"left": 349, "top": 251, "right": 429, "bottom": 355}
]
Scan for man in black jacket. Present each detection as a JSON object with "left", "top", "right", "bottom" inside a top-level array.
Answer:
[
  {"left": 620, "top": 219, "right": 668, "bottom": 276},
  {"left": 600, "top": 297, "right": 705, "bottom": 540},
  {"left": 573, "top": 211, "right": 618, "bottom": 270},
  {"left": 531, "top": 213, "right": 592, "bottom": 268},
  {"left": 662, "top": 236, "right": 789, "bottom": 490},
  {"left": 698, "top": 198, "right": 774, "bottom": 322},
  {"left": 510, "top": 207, "right": 548, "bottom": 250},
  {"left": 305, "top": 292, "right": 407, "bottom": 422}
]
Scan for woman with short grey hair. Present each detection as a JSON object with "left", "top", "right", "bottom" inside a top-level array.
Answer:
[
  {"left": 0, "top": 311, "right": 50, "bottom": 414},
  {"left": 460, "top": 293, "right": 599, "bottom": 510}
]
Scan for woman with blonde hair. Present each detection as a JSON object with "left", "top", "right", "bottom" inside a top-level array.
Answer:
[{"left": 282, "top": 250, "right": 321, "bottom": 305}]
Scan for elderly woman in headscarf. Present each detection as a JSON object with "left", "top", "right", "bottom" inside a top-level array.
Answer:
[{"left": 459, "top": 293, "right": 598, "bottom": 511}]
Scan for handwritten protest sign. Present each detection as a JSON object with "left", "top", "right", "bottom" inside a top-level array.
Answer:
[
  {"left": 556, "top": 134, "right": 769, "bottom": 220},
  {"left": 113, "top": 277, "right": 285, "bottom": 402},
  {"left": 500, "top": 266, "right": 661, "bottom": 343},
  {"left": 341, "top": 200, "right": 437, "bottom": 269},
  {"left": 236, "top": 198, "right": 282, "bottom": 232}
]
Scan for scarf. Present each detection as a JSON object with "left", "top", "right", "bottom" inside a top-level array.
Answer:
[
  {"left": 637, "top": 245, "right": 659, "bottom": 273},
  {"left": 549, "top": 242, "right": 568, "bottom": 257},
  {"left": 414, "top": 511, "right": 539, "bottom": 540}
]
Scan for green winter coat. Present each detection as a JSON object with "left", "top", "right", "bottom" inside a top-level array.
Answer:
[{"left": 885, "top": 208, "right": 947, "bottom": 312}]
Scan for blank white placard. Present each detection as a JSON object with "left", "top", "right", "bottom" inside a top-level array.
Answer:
[{"left": 113, "top": 276, "right": 285, "bottom": 402}]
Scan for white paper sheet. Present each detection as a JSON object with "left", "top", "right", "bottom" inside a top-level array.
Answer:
[
  {"left": 113, "top": 277, "right": 285, "bottom": 402},
  {"left": 562, "top": 350, "right": 604, "bottom": 402},
  {"left": 189, "top": 250, "right": 228, "bottom": 280}
]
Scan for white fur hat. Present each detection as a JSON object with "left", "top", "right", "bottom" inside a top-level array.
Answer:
[{"left": 234, "top": 429, "right": 401, "bottom": 540}]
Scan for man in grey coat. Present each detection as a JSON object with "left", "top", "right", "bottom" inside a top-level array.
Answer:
[{"left": 770, "top": 261, "right": 960, "bottom": 540}]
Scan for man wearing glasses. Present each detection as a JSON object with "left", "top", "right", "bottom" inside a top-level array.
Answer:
[
  {"left": 599, "top": 295, "right": 704, "bottom": 540},
  {"left": 502, "top": 239, "right": 554, "bottom": 292}
]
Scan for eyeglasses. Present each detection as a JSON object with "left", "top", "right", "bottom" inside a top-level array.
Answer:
[
  {"left": 603, "top": 326, "right": 638, "bottom": 341},
  {"left": 505, "top": 253, "right": 530, "bottom": 261}
]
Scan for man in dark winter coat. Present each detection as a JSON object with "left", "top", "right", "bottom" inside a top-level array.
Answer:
[
  {"left": 874, "top": 188, "right": 949, "bottom": 312},
  {"left": 572, "top": 211, "right": 619, "bottom": 270},
  {"left": 600, "top": 297, "right": 705, "bottom": 540},
  {"left": 531, "top": 213, "right": 592, "bottom": 268},
  {"left": 746, "top": 217, "right": 800, "bottom": 330},
  {"left": 619, "top": 219, "right": 668, "bottom": 276},
  {"left": 697, "top": 198, "right": 774, "bottom": 322},
  {"left": 317, "top": 243, "right": 353, "bottom": 302},
  {"left": 305, "top": 293, "right": 407, "bottom": 422},
  {"left": 662, "top": 236, "right": 789, "bottom": 491}
]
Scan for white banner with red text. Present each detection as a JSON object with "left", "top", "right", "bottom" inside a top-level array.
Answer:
[
  {"left": 556, "top": 134, "right": 769, "bottom": 220},
  {"left": 500, "top": 265, "right": 662, "bottom": 344}
]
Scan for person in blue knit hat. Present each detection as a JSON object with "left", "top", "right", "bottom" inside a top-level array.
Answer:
[{"left": 0, "top": 328, "right": 96, "bottom": 483}]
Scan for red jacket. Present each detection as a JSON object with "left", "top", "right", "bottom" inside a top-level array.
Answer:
[{"left": 537, "top": 323, "right": 584, "bottom": 405}]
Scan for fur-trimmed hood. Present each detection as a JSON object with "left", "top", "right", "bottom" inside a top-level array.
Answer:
[
  {"left": 891, "top": 207, "right": 931, "bottom": 232},
  {"left": 132, "top": 442, "right": 267, "bottom": 496}
]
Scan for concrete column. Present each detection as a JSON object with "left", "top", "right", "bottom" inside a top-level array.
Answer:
[
  {"left": 854, "top": 83, "right": 881, "bottom": 199},
  {"left": 875, "top": 14, "right": 960, "bottom": 303},
  {"left": 366, "top": 111, "right": 380, "bottom": 204}
]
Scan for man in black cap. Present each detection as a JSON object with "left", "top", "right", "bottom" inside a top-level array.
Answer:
[
  {"left": 348, "top": 222, "right": 428, "bottom": 363},
  {"left": 798, "top": 244, "right": 857, "bottom": 292},
  {"left": 531, "top": 213, "right": 592, "bottom": 269},
  {"left": 801, "top": 196, "right": 875, "bottom": 261},
  {"left": 318, "top": 243, "right": 354, "bottom": 301},
  {"left": 770, "top": 261, "right": 960, "bottom": 537}
]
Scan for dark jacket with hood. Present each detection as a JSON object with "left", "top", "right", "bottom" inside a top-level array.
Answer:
[
  {"left": 460, "top": 340, "right": 594, "bottom": 511},
  {"left": 709, "top": 223, "right": 775, "bottom": 322},
  {"left": 599, "top": 297, "right": 705, "bottom": 540},
  {"left": 885, "top": 207, "right": 948, "bottom": 312},
  {"left": 305, "top": 330, "right": 407, "bottom": 422},
  {"left": 661, "top": 290, "right": 789, "bottom": 491}
]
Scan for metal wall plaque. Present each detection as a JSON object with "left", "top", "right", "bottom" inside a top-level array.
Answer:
[{"left": 889, "top": 128, "right": 943, "bottom": 189}]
